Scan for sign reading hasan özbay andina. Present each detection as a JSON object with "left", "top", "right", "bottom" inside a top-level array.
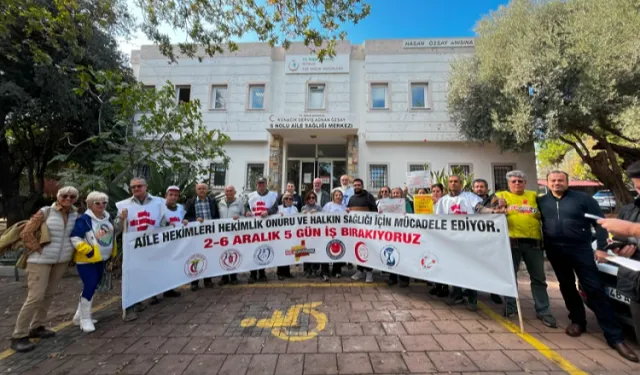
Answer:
[
  {"left": 122, "top": 212, "right": 518, "bottom": 309},
  {"left": 268, "top": 113, "right": 354, "bottom": 130}
]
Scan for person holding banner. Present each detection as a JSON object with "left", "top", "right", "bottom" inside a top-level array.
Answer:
[
  {"left": 376, "top": 186, "right": 391, "bottom": 207},
  {"left": 277, "top": 192, "right": 299, "bottom": 280},
  {"left": 70, "top": 191, "right": 116, "bottom": 333},
  {"left": 428, "top": 183, "right": 450, "bottom": 297},
  {"left": 472, "top": 179, "right": 504, "bottom": 305},
  {"left": 537, "top": 170, "right": 637, "bottom": 362},
  {"left": 276, "top": 181, "right": 303, "bottom": 212},
  {"left": 115, "top": 178, "right": 167, "bottom": 321},
  {"left": 495, "top": 170, "right": 556, "bottom": 328},
  {"left": 184, "top": 183, "right": 220, "bottom": 291},
  {"left": 302, "top": 191, "right": 324, "bottom": 279},
  {"left": 435, "top": 175, "right": 485, "bottom": 311},
  {"left": 245, "top": 177, "right": 279, "bottom": 283},
  {"left": 386, "top": 187, "right": 413, "bottom": 287},
  {"left": 217, "top": 185, "right": 245, "bottom": 285},
  {"left": 323, "top": 189, "right": 347, "bottom": 277},
  {"left": 348, "top": 178, "right": 377, "bottom": 283}
]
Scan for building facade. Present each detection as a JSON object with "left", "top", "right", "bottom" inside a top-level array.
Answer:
[{"left": 131, "top": 38, "right": 536, "bottom": 195}]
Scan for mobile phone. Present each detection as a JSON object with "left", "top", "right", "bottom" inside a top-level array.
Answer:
[
  {"left": 584, "top": 213, "right": 603, "bottom": 220},
  {"left": 604, "top": 241, "right": 632, "bottom": 251}
]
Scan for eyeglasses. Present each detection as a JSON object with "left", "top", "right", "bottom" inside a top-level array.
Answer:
[
  {"left": 509, "top": 179, "right": 524, "bottom": 184},
  {"left": 94, "top": 202, "right": 107, "bottom": 206},
  {"left": 61, "top": 195, "right": 77, "bottom": 200},
  {"left": 284, "top": 197, "right": 293, "bottom": 201},
  {"left": 130, "top": 185, "right": 145, "bottom": 189},
  {"left": 308, "top": 197, "right": 316, "bottom": 200}
]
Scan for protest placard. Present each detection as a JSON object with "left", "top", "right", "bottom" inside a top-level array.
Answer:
[{"left": 413, "top": 195, "right": 434, "bottom": 214}]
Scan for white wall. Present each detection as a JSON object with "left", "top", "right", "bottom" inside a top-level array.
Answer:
[
  {"left": 214, "top": 142, "right": 269, "bottom": 192},
  {"left": 359, "top": 142, "right": 538, "bottom": 192}
]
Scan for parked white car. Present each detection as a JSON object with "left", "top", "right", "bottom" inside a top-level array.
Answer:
[{"left": 594, "top": 190, "right": 616, "bottom": 211}]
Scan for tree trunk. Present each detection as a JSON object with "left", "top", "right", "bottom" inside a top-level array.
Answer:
[{"left": 579, "top": 151, "right": 633, "bottom": 209}]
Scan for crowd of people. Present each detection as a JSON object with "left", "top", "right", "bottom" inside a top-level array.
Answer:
[{"left": 7, "top": 165, "right": 640, "bottom": 363}]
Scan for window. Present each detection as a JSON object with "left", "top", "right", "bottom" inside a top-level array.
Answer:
[
  {"left": 408, "top": 163, "right": 429, "bottom": 172},
  {"left": 371, "top": 83, "right": 388, "bottom": 109},
  {"left": 369, "top": 164, "right": 388, "bottom": 191},
  {"left": 493, "top": 164, "right": 515, "bottom": 192},
  {"left": 246, "top": 163, "right": 265, "bottom": 189},
  {"left": 410, "top": 83, "right": 429, "bottom": 109},
  {"left": 210, "top": 85, "right": 227, "bottom": 110},
  {"left": 307, "top": 84, "right": 326, "bottom": 110},
  {"left": 136, "top": 164, "right": 151, "bottom": 181},
  {"left": 176, "top": 86, "right": 191, "bottom": 103},
  {"left": 210, "top": 163, "right": 227, "bottom": 189},
  {"left": 450, "top": 164, "right": 471, "bottom": 176},
  {"left": 248, "top": 84, "right": 265, "bottom": 110}
]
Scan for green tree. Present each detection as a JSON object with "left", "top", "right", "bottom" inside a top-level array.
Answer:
[
  {"left": 135, "top": 0, "right": 371, "bottom": 63},
  {"left": 448, "top": 0, "right": 640, "bottom": 206},
  {"left": 537, "top": 140, "right": 596, "bottom": 181}
]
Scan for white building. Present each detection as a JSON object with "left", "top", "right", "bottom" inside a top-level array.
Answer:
[{"left": 131, "top": 38, "right": 536, "bottom": 195}]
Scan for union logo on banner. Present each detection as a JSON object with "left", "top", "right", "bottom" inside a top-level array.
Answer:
[
  {"left": 420, "top": 252, "right": 439, "bottom": 275},
  {"left": 354, "top": 241, "right": 369, "bottom": 263},
  {"left": 253, "top": 245, "right": 274, "bottom": 266},
  {"left": 326, "top": 239, "right": 346, "bottom": 260},
  {"left": 220, "top": 249, "right": 242, "bottom": 270},
  {"left": 285, "top": 240, "right": 315, "bottom": 261},
  {"left": 380, "top": 245, "right": 400, "bottom": 269},
  {"left": 185, "top": 254, "right": 207, "bottom": 278}
]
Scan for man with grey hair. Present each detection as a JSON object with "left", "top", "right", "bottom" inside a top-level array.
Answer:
[
  {"left": 217, "top": 185, "right": 245, "bottom": 285},
  {"left": 496, "top": 170, "right": 557, "bottom": 328},
  {"left": 115, "top": 177, "right": 167, "bottom": 321}
]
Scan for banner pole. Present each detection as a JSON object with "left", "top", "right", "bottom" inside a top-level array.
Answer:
[{"left": 515, "top": 297, "right": 525, "bottom": 333}]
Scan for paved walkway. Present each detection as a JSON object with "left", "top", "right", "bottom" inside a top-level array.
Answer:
[{"left": 1, "top": 265, "right": 640, "bottom": 375}]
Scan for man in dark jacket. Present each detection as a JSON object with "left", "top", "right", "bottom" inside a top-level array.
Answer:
[
  {"left": 276, "top": 181, "right": 303, "bottom": 212},
  {"left": 184, "top": 183, "right": 220, "bottom": 291},
  {"left": 538, "top": 170, "right": 637, "bottom": 362},
  {"left": 348, "top": 178, "right": 377, "bottom": 282}
]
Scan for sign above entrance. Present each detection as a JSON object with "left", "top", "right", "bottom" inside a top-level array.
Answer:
[
  {"left": 285, "top": 55, "right": 350, "bottom": 74},
  {"left": 402, "top": 38, "right": 475, "bottom": 49},
  {"left": 269, "top": 114, "right": 354, "bottom": 130}
]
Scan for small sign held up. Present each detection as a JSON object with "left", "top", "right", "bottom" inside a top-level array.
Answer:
[
  {"left": 413, "top": 195, "right": 434, "bottom": 214},
  {"left": 377, "top": 198, "right": 406, "bottom": 214},
  {"left": 406, "top": 171, "right": 431, "bottom": 191}
]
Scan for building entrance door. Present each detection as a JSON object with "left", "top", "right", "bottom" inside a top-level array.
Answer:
[{"left": 285, "top": 144, "right": 347, "bottom": 196}]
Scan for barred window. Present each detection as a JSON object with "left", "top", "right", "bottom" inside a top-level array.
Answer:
[
  {"left": 408, "top": 163, "right": 429, "bottom": 172},
  {"left": 450, "top": 164, "right": 471, "bottom": 176},
  {"left": 246, "top": 163, "right": 265, "bottom": 190},
  {"left": 369, "top": 164, "right": 388, "bottom": 191},
  {"left": 493, "top": 165, "right": 515, "bottom": 192},
  {"left": 210, "top": 163, "right": 227, "bottom": 189}
]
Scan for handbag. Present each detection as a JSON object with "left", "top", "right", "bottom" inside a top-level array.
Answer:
[{"left": 16, "top": 207, "right": 52, "bottom": 269}]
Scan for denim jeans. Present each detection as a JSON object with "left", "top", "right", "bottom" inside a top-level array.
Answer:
[{"left": 505, "top": 239, "right": 552, "bottom": 317}]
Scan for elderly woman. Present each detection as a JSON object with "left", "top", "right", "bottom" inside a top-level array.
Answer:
[
  {"left": 69, "top": 191, "right": 116, "bottom": 333},
  {"left": 11, "top": 186, "right": 79, "bottom": 353}
]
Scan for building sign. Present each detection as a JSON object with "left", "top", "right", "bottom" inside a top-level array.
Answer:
[
  {"left": 402, "top": 38, "right": 475, "bottom": 49},
  {"left": 285, "top": 55, "right": 350, "bottom": 74},
  {"left": 268, "top": 114, "right": 354, "bottom": 130}
]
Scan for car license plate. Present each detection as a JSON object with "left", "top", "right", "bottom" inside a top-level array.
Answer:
[{"left": 605, "top": 287, "right": 630, "bottom": 305}]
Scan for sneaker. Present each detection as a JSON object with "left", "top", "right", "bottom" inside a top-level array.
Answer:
[
  {"left": 537, "top": 314, "right": 557, "bottom": 328},
  {"left": 365, "top": 272, "right": 374, "bottom": 283},
  {"left": 446, "top": 296, "right": 465, "bottom": 306},
  {"left": 334, "top": 273, "right": 341, "bottom": 279},
  {"left": 322, "top": 275, "right": 330, "bottom": 282},
  {"left": 163, "top": 289, "right": 181, "bottom": 298},
  {"left": 11, "top": 337, "right": 35, "bottom": 353},
  {"left": 248, "top": 276, "right": 257, "bottom": 284},
  {"left": 133, "top": 303, "right": 146, "bottom": 312},
  {"left": 351, "top": 271, "right": 364, "bottom": 280},
  {"left": 28, "top": 326, "right": 55, "bottom": 339},
  {"left": 123, "top": 308, "right": 138, "bottom": 322},
  {"left": 503, "top": 306, "right": 517, "bottom": 318}
]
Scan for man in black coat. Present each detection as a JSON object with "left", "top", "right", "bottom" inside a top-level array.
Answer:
[
  {"left": 183, "top": 183, "right": 220, "bottom": 291},
  {"left": 347, "top": 178, "right": 377, "bottom": 283},
  {"left": 538, "top": 170, "right": 637, "bottom": 362}
]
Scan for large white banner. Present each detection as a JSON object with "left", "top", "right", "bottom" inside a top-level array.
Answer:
[{"left": 122, "top": 213, "right": 517, "bottom": 308}]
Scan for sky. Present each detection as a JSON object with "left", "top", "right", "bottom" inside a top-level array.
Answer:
[{"left": 117, "top": 0, "right": 510, "bottom": 57}]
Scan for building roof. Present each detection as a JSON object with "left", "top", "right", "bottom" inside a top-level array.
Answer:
[{"left": 537, "top": 179, "right": 603, "bottom": 187}]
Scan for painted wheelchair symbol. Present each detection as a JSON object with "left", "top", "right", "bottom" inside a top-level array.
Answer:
[{"left": 240, "top": 302, "right": 327, "bottom": 342}]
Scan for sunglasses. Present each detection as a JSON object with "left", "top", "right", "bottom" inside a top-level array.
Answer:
[
  {"left": 61, "top": 194, "right": 77, "bottom": 200},
  {"left": 308, "top": 196, "right": 316, "bottom": 200},
  {"left": 130, "top": 184, "right": 145, "bottom": 189},
  {"left": 284, "top": 197, "right": 293, "bottom": 201},
  {"left": 509, "top": 179, "right": 524, "bottom": 184},
  {"left": 94, "top": 201, "right": 107, "bottom": 206}
]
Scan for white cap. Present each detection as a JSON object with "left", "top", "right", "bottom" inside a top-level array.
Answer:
[{"left": 166, "top": 185, "right": 180, "bottom": 193}]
